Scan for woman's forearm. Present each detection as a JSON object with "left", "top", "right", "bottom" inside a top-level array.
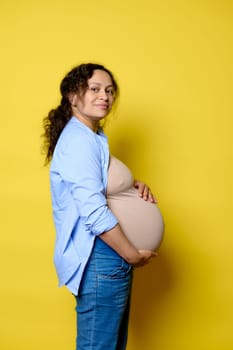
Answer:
[{"left": 99, "top": 224, "right": 144, "bottom": 265}]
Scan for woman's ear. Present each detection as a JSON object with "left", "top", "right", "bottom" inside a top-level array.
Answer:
[{"left": 68, "top": 92, "right": 77, "bottom": 107}]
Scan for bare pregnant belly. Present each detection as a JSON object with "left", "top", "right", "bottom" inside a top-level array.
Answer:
[{"left": 107, "top": 187, "right": 164, "bottom": 250}]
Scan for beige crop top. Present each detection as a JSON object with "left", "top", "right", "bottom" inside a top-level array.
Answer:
[{"left": 107, "top": 156, "right": 164, "bottom": 250}]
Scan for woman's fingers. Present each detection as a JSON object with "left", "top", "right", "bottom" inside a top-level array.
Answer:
[{"left": 134, "top": 180, "right": 158, "bottom": 203}]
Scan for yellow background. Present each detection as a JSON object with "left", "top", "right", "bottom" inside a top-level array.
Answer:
[{"left": 1, "top": 1, "right": 232, "bottom": 349}]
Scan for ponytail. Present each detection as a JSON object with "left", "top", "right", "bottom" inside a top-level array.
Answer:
[{"left": 42, "top": 97, "right": 72, "bottom": 164}]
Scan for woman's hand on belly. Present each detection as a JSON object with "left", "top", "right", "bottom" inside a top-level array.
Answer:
[
  {"left": 132, "top": 249, "right": 158, "bottom": 267},
  {"left": 99, "top": 224, "right": 157, "bottom": 267},
  {"left": 134, "top": 180, "right": 158, "bottom": 203}
]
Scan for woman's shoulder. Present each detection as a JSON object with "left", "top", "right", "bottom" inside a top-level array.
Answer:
[
  {"left": 63, "top": 117, "right": 92, "bottom": 136},
  {"left": 58, "top": 117, "right": 95, "bottom": 145},
  {"left": 55, "top": 117, "right": 106, "bottom": 157}
]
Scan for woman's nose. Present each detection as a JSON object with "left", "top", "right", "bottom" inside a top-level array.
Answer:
[{"left": 99, "top": 90, "right": 108, "bottom": 100}]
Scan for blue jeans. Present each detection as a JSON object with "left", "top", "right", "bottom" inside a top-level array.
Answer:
[{"left": 74, "top": 237, "right": 133, "bottom": 350}]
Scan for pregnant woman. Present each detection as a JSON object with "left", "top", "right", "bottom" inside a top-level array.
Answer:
[{"left": 42, "top": 63, "right": 164, "bottom": 350}]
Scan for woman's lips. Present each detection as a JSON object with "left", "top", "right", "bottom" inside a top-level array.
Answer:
[{"left": 95, "top": 104, "right": 108, "bottom": 109}]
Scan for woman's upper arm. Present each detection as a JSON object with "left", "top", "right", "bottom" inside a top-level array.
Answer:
[{"left": 55, "top": 129, "right": 117, "bottom": 234}]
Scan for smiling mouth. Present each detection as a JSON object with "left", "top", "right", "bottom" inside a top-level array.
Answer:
[{"left": 95, "top": 104, "right": 109, "bottom": 109}]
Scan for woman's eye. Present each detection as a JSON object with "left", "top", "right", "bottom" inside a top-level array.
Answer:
[
  {"left": 106, "top": 89, "right": 114, "bottom": 95},
  {"left": 90, "top": 87, "right": 99, "bottom": 92}
]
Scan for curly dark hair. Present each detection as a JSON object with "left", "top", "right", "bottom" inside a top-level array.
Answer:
[{"left": 42, "top": 63, "right": 119, "bottom": 164}]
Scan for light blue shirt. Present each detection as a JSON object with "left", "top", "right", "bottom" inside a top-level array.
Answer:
[{"left": 50, "top": 117, "right": 118, "bottom": 295}]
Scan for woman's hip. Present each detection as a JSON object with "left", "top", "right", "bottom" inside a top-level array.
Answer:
[{"left": 78, "top": 236, "right": 133, "bottom": 301}]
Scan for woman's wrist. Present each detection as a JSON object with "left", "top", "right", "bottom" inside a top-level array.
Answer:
[{"left": 124, "top": 250, "right": 142, "bottom": 265}]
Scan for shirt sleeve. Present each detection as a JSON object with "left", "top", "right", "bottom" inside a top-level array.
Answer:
[{"left": 55, "top": 127, "right": 118, "bottom": 235}]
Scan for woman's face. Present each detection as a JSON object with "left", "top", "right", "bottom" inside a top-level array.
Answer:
[{"left": 71, "top": 69, "right": 115, "bottom": 131}]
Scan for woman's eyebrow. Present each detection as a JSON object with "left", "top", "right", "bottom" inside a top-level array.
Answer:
[{"left": 89, "top": 81, "right": 113, "bottom": 87}]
